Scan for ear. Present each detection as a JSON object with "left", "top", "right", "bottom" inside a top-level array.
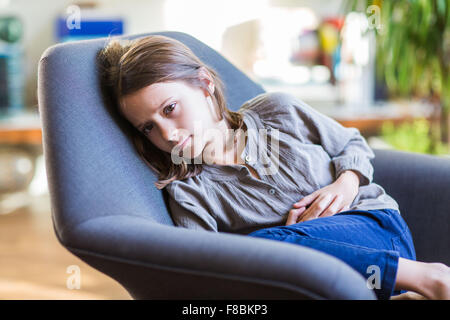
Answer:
[{"left": 198, "top": 67, "right": 215, "bottom": 96}]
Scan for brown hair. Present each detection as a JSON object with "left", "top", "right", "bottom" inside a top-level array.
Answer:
[{"left": 98, "top": 35, "right": 245, "bottom": 189}]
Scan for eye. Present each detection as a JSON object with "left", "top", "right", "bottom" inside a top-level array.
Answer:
[
  {"left": 141, "top": 103, "right": 176, "bottom": 135},
  {"left": 163, "top": 102, "right": 176, "bottom": 115},
  {"left": 142, "top": 123, "right": 153, "bottom": 135}
]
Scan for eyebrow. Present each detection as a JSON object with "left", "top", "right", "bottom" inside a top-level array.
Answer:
[{"left": 137, "top": 97, "right": 172, "bottom": 131}]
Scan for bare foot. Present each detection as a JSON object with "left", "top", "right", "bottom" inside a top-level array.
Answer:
[{"left": 390, "top": 291, "right": 427, "bottom": 300}]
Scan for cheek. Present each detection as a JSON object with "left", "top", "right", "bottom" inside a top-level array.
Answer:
[
  {"left": 183, "top": 106, "right": 214, "bottom": 135},
  {"left": 179, "top": 106, "right": 196, "bottom": 129}
]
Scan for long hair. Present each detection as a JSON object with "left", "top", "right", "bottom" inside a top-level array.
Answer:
[{"left": 98, "top": 35, "right": 245, "bottom": 189}]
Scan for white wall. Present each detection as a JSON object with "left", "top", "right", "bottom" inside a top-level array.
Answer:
[
  {"left": 2, "top": 0, "right": 74, "bottom": 108},
  {"left": 2, "top": 0, "right": 346, "bottom": 108},
  {"left": 2, "top": 0, "right": 167, "bottom": 108}
]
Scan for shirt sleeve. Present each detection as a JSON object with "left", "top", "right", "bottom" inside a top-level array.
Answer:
[
  {"left": 260, "top": 92, "right": 375, "bottom": 186},
  {"left": 166, "top": 184, "right": 218, "bottom": 232}
]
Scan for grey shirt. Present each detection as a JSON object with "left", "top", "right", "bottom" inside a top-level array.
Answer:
[{"left": 165, "top": 92, "right": 399, "bottom": 234}]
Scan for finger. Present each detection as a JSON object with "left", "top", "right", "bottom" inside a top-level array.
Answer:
[
  {"left": 320, "top": 195, "right": 343, "bottom": 217},
  {"left": 293, "top": 192, "right": 318, "bottom": 208},
  {"left": 299, "top": 193, "right": 333, "bottom": 221},
  {"left": 294, "top": 207, "right": 306, "bottom": 224},
  {"left": 286, "top": 207, "right": 305, "bottom": 225},
  {"left": 310, "top": 193, "right": 334, "bottom": 218},
  {"left": 294, "top": 194, "right": 318, "bottom": 208},
  {"left": 285, "top": 207, "right": 306, "bottom": 226}
]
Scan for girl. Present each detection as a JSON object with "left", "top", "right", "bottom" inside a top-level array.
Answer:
[{"left": 99, "top": 35, "right": 450, "bottom": 300}]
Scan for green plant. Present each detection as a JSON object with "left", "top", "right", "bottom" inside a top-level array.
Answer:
[
  {"left": 381, "top": 118, "right": 448, "bottom": 154},
  {"left": 343, "top": 0, "right": 450, "bottom": 148}
]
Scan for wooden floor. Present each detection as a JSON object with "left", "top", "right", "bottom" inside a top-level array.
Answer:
[{"left": 0, "top": 193, "right": 131, "bottom": 300}]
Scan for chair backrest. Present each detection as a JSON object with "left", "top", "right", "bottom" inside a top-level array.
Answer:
[{"left": 38, "top": 31, "right": 265, "bottom": 242}]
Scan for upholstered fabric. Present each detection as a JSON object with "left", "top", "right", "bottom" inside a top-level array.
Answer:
[{"left": 37, "top": 31, "right": 450, "bottom": 300}]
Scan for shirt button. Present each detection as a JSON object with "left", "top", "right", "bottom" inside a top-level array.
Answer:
[
  {"left": 245, "top": 155, "right": 252, "bottom": 163},
  {"left": 269, "top": 188, "right": 276, "bottom": 195}
]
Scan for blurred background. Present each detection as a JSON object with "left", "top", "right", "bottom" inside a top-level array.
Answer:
[{"left": 0, "top": 0, "right": 449, "bottom": 299}]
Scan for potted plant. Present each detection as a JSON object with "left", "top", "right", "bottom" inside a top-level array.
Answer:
[{"left": 344, "top": 0, "right": 450, "bottom": 152}]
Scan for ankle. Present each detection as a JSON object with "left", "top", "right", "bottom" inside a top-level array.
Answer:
[
  {"left": 395, "top": 259, "right": 428, "bottom": 293},
  {"left": 418, "top": 263, "right": 450, "bottom": 299}
]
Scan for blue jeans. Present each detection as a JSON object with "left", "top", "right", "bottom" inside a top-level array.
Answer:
[{"left": 248, "top": 209, "right": 416, "bottom": 300}]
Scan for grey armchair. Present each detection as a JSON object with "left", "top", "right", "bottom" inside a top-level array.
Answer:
[{"left": 37, "top": 31, "right": 450, "bottom": 300}]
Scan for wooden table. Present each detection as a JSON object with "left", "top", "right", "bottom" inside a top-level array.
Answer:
[
  {"left": 0, "top": 101, "right": 437, "bottom": 145},
  {"left": 0, "top": 110, "right": 42, "bottom": 146},
  {"left": 315, "top": 100, "right": 436, "bottom": 137},
  {"left": 261, "top": 84, "right": 437, "bottom": 137},
  {"left": 0, "top": 110, "right": 44, "bottom": 213}
]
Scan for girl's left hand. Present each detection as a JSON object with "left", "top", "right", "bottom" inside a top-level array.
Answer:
[{"left": 285, "top": 170, "right": 361, "bottom": 225}]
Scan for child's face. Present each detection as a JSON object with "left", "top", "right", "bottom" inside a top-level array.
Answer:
[{"left": 121, "top": 80, "right": 223, "bottom": 160}]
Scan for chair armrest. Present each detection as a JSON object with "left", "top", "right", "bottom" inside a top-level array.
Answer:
[
  {"left": 372, "top": 149, "right": 450, "bottom": 264},
  {"left": 57, "top": 215, "right": 376, "bottom": 300}
]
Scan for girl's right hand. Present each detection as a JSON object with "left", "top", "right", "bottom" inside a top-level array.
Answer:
[{"left": 285, "top": 206, "right": 307, "bottom": 226}]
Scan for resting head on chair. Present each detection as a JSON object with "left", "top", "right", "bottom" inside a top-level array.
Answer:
[{"left": 98, "top": 35, "right": 247, "bottom": 190}]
